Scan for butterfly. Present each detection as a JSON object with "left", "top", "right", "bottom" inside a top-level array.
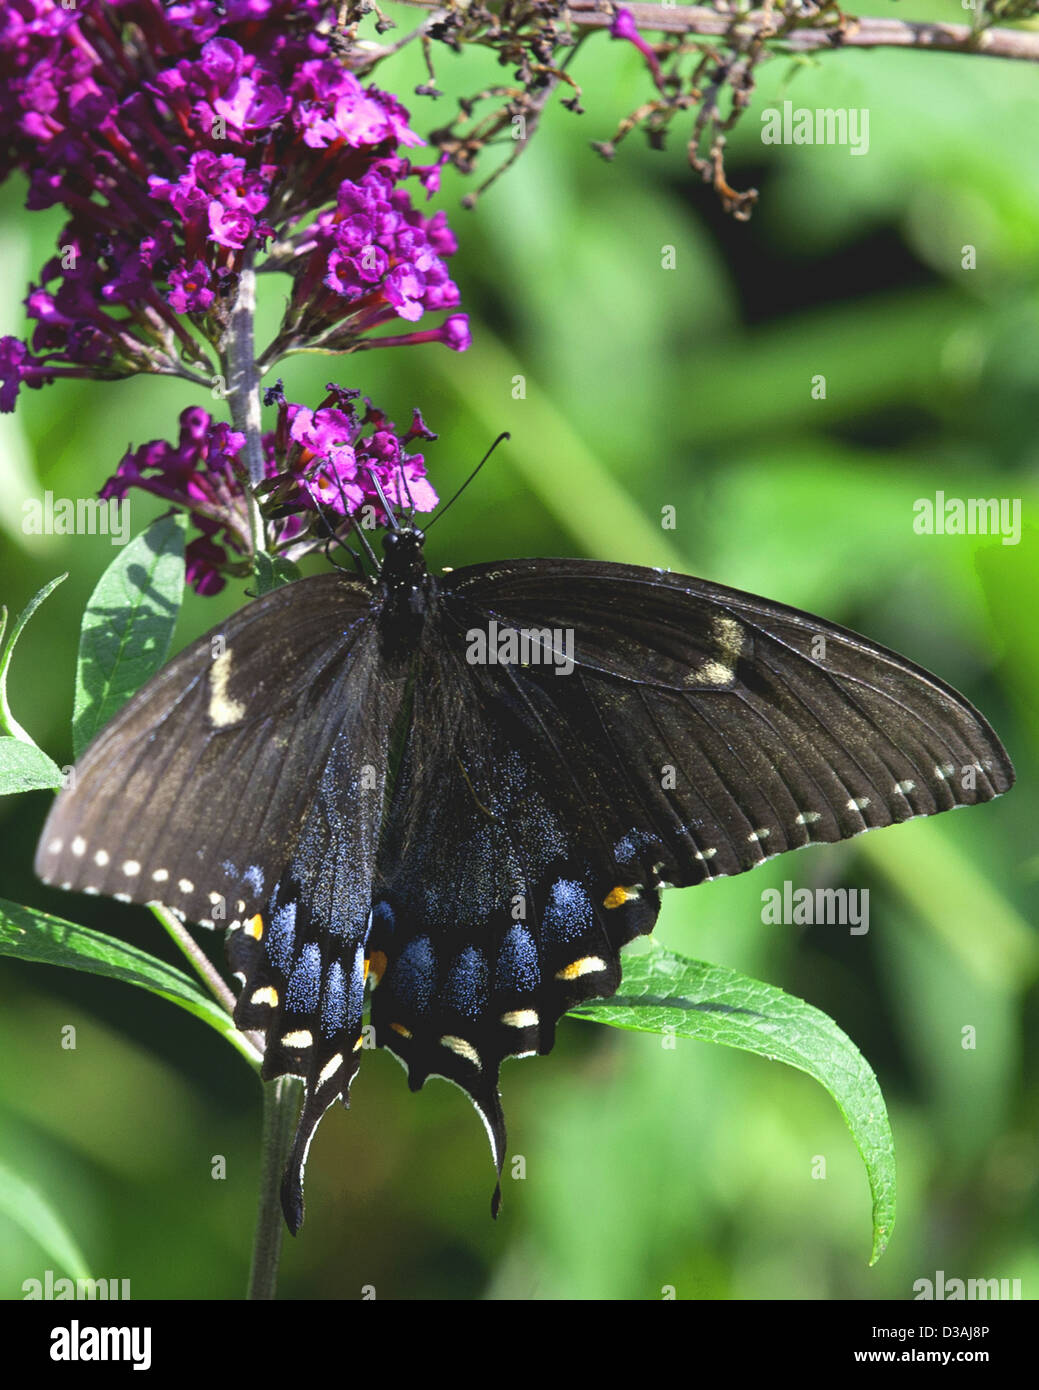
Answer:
[{"left": 34, "top": 522, "right": 1014, "bottom": 1232}]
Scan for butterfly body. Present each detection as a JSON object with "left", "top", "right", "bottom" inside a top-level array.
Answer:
[{"left": 35, "top": 528, "right": 1014, "bottom": 1230}]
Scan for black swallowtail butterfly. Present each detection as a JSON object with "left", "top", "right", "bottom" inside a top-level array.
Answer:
[{"left": 35, "top": 525, "right": 1014, "bottom": 1231}]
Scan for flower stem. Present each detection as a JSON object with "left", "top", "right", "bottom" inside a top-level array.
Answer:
[
  {"left": 221, "top": 248, "right": 268, "bottom": 561},
  {"left": 247, "top": 1075, "right": 302, "bottom": 1301}
]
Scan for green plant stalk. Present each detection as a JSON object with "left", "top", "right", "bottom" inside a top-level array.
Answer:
[
  {"left": 220, "top": 247, "right": 267, "bottom": 564},
  {"left": 217, "top": 260, "right": 297, "bottom": 1293},
  {"left": 248, "top": 1075, "right": 302, "bottom": 1301}
]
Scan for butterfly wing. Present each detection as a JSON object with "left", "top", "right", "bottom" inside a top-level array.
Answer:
[
  {"left": 35, "top": 572, "right": 407, "bottom": 1230},
  {"left": 442, "top": 558, "right": 1014, "bottom": 883},
  {"left": 364, "top": 556, "right": 1013, "bottom": 1206}
]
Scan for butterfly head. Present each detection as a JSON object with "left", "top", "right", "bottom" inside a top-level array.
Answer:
[{"left": 379, "top": 524, "right": 429, "bottom": 594}]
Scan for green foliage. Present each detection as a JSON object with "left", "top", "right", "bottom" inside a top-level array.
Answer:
[
  {"left": 573, "top": 940, "right": 896, "bottom": 1264},
  {"left": 0, "top": 1161, "right": 91, "bottom": 1284},
  {"left": 72, "top": 514, "right": 185, "bottom": 758},
  {"left": 0, "top": 899, "right": 260, "bottom": 1070}
]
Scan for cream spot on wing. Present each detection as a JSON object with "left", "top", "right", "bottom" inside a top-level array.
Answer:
[
  {"left": 281, "top": 1030, "right": 313, "bottom": 1049},
  {"left": 501, "top": 1009, "right": 538, "bottom": 1028},
  {"left": 208, "top": 648, "right": 247, "bottom": 728},
  {"left": 694, "top": 847, "right": 718, "bottom": 861},
  {"left": 250, "top": 986, "right": 278, "bottom": 1007},
  {"left": 178, "top": 878, "right": 194, "bottom": 895},
  {"left": 318, "top": 1054, "right": 343, "bottom": 1086},
  {"left": 121, "top": 859, "right": 140, "bottom": 876},
  {"left": 685, "top": 615, "right": 745, "bottom": 687},
  {"left": 114, "top": 893, "right": 131, "bottom": 903},
  {"left": 151, "top": 868, "right": 169, "bottom": 883},
  {"left": 847, "top": 797, "right": 871, "bottom": 812},
  {"left": 441, "top": 1035, "right": 482, "bottom": 1068},
  {"left": 555, "top": 956, "right": 608, "bottom": 981},
  {"left": 748, "top": 828, "right": 771, "bottom": 843},
  {"left": 94, "top": 850, "right": 109, "bottom": 867},
  {"left": 71, "top": 836, "right": 86, "bottom": 857},
  {"left": 796, "top": 811, "right": 822, "bottom": 826},
  {"left": 48, "top": 837, "right": 63, "bottom": 854},
  {"left": 894, "top": 780, "right": 915, "bottom": 795}
]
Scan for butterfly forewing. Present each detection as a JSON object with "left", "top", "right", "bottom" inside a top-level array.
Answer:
[
  {"left": 35, "top": 573, "right": 377, "bottom": 922},
  {"left": 441, "top": 559, "right": 1014, "bottom": 890}
]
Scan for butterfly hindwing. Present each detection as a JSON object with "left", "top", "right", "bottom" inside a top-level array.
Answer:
[{"left": 366, "top": 626, "right": 662, "bottom": 1209}]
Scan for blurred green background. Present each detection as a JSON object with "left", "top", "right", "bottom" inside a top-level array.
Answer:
[{"left": 1, "top": 1, "right": 1037, "bottom": 1300}]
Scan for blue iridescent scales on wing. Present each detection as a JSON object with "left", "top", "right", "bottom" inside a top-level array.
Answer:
[{"left": 35, "top": 525, "right": 1014, "bottom": 1231}]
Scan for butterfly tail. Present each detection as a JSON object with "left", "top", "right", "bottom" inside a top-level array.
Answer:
[{"left": 279, "top": 1060, "right": 362, "bottom": 1235}]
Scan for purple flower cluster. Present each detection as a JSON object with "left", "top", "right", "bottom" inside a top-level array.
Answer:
[
  {"left": 0, "top": 0, "right": 469, "bottom": 411},
  {"left": 102, "top": 388, "right": 439, "bottom": 595}
]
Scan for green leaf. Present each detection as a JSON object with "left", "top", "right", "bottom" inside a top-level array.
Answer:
[
  {"left": 73, "top": 515, "right": 186, "bottom": 757},
  {"left": 253, "top": 550, "right": 301, "bottom": 595},
  {"left": 0, "top": 736, "right": 63, "bottom": 795},
  {"left": 569, "top": 940, "right": 896, "bottom": 1264},
  {"left": 0, "top": 1160, "right": 91, "bottom": 1283},
  {"left": 0, "top": 898, "right": 261, "bottom": 1070},
  {"left": 0, "top": 573, "right": 67, "bottom": 743}
]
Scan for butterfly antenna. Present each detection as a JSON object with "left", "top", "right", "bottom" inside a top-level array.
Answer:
[
  {"left": 325, "top": 456, "right": 381, "bottom": 570},
  {"left": 398, "top": 455, "right": 416, "bottom": 520},
  {"left": 309, "top": 470, "right": 380, "bottom": 574},
  {"left": 425, "top": 432, "right": 510, "bottom": 532},
  {"left": 367, "top": 470, "right": 400, "bottom": 531}
]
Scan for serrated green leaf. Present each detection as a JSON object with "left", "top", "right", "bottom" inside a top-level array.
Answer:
[
  {"left": 0, "top": 898, "right": 260, "bottom": 1070},
  {"left": 0, "top": 736, "right": 63, "bottom": 795},
  {"left": 0, "top": 573, "right": 67, "bottom": 743},
  {"left": 73, "top": 515, "right": 186, "bottom": 757},
  {"left": 0, "top": 1160, "right": 92, "bottom": 1283},
  {"left": 569, "top": 940, "right": 896, "bottom": 1264}
]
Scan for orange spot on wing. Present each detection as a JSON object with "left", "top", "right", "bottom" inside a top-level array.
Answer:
[
  {"left": 366, "top": 949, "right": 388, "bottom": 986},
  {"left": 603, "top": 885, "right": 632, "bottom": 909}
]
